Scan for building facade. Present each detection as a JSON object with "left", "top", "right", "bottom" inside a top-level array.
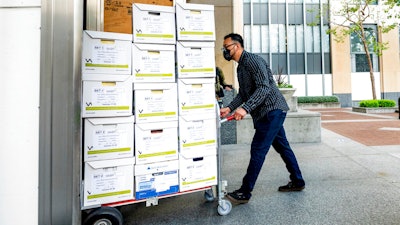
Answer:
[{"left": 216, "top": 0, "right": 400, "bottom": 107}]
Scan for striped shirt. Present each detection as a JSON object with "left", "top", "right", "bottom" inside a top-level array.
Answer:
[{"left": 227, "top": 50, "right": 289, "bottom": 125}]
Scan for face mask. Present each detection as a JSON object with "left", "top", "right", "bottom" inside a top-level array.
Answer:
[{"left": 223, "top": 48, "right": 232, "bottom": 61}]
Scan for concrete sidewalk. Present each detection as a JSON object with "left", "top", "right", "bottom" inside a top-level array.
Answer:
[{"left": 121, "top": 127, "right": 400, "bottom": 225}]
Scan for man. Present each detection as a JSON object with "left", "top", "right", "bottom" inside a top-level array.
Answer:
[{"left": 220, "top": 33, "right": 305, "bottom": 204}]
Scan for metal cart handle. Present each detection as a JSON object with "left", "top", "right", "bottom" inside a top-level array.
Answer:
[{"left": 220, "top": 115, "right": 235, "bottom": 124}]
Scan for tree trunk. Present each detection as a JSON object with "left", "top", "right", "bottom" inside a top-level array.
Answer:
[{"left": 360, "top": 26, "right": 377, "bottom": 100}]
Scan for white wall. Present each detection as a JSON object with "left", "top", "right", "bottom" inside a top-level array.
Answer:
[
  {"left": 0, "top": 1, "right": 41, "bottom": 224},
  {"left": 351, "top": 72, "right": 381, "bottom": 100}
]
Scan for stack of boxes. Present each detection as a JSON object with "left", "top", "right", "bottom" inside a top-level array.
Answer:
[
  {"left": 81, "top": 30, "right": 135, "bottom": 207},
  {"left": 175, "top": 3, "right": 218, "bottom": 192},
  {"left": 131, "top": 3, "right": 179, "bottom": 200},
  {"left": 80, "top": 1, "right": 217, "bottom": 208}
]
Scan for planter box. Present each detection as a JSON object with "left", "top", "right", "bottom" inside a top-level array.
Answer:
[
  {"left": 298, "top": 102, "right": 341, "bottom": 109},
  {"left": 279, "top": 88, "right": 297, "bottom": 112},
  {"left": 352, "top": 107, "right": 397, "bottom": 114}
]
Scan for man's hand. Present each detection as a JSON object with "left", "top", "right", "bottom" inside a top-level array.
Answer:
[
  {"left": 233, "top": 107, "right": 247, "bottom": 121},
  {"left": 220, "top": 107, "right": 231, "bottom": 118}
]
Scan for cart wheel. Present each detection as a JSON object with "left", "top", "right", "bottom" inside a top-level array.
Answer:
[
  {"left": 83, "top": 207, "right": 123, "bottom": 225},
  {"left": 204, "top": 189, "right": 215, "bottom": 202},
  {"left": 217, "top": 199, "right": 232, "bottom": 216}
]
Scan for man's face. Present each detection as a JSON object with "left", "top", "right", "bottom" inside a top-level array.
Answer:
[
  {"left": 222, "top": 38, "right": 237, "bottom": 61},
  {"left": 223, "top": 38, "right": 237, "bottom": 54}
]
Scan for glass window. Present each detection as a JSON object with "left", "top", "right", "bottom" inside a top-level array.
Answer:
[
  {"left": 270, "top": 3, "right": 286, "bottom": 24},
  {"left": 305, "top": 25, "right": 320, "bottom": 53},
  {"left": 253, "top": 3, "right": 269, "bottom": 24},
  {"left": 244, "top": 0, "right": 331, "bottom": 76},
  {"left": 322, "top": 25, "right": 330, "bottom": 53},
  {"left": 244, "top": 3, "right": 251, "bottom": 24},
  {"left": 288, "top": 4, "right": 303, "bottom": 25},
  {"left": 288, "top": 25, "right": 304, "bottom": 53},
  {"left": 251, "top": 26, "right": 262, "bottom": 53},
  {"left": 270, "top": 24, "right": 286, "bottom": 53},
  {"left": 350, "top": 25, "right": 379, "bottom": 72},
  {"left": 306, "top": 4, "right": 320, "bottom": 25},
  {"left": 244, "top": 25, "right": 252, "bottom": 51},
  {"left": 261, "top": 25, "right": 269, "bottom": 53}
]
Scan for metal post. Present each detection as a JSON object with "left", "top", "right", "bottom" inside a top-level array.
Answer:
[{"left": 398, "top": 97, "right": 400, "bottom": 119}]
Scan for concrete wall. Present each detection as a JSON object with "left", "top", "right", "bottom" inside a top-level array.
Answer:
[{"left": 236, "top": 110, "right": 321, "bottom": 145}]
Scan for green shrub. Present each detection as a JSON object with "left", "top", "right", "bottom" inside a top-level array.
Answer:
[
  {"left": 278, "top": 83, "right": 293, "bottom": 88},
  {"left": 297, "top": 96, "right": 339, "bottom": 104},
  {"left": 378, "top": 99, "right": 396, "bottom": 107},
  {"left": 359, "top": 99, "right": 396, "bottom": 108},
  {"left": 359, "top": 100, "right": 379, "bottom": 107}
]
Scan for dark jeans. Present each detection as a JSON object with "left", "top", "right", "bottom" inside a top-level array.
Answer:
[{"left": 240, "top": 109, "right": 305, "bottom": 194}]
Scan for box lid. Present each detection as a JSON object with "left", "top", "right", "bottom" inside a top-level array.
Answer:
[
  {"left": 178, "top": 41, "right": 215, "bottom": 48},
  {"left": 133, "top": 82, "right": 176, "bottom": 90},
  {"left": 178, "top": 78, "right": 214, "bottom": 85},
  {"left": 133, "top": 43, "right": 176, "bottom": 51},
  {"left": 135, "top": 121, "right": 178, "bottom": 130},
  {"left": 86, "top": 157, "right": 135, "bottom": 169},
  {"left": 85, "top": 116, "right": 135, "bottom": 126},
  {"left": 179, "top": 113, "right": 216, "bottom": 122},
  {"left": 133, "top": 3, "right": 175, "bottom": 13},
  {"left": 176, "top": 2, "right": 214, "bottom": 11},
  {"left": 84, "top": 30, "right": 132, "bottom": 41}
]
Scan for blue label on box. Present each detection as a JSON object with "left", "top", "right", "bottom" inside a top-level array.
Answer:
[{"left": 135, "top": 185, "right": 179, "bottom": 200}]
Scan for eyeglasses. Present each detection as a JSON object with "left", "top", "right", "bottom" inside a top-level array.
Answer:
[{"left": 221, "top": 43, "right": 236, "bottom": 51}]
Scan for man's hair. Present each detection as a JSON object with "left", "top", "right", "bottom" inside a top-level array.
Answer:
[{"left": 224, "top": 33, "right": 244, "bottom": 48}]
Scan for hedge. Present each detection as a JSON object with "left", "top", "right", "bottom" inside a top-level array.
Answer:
[
  {"left": 297, "top": 96, "right": 339, "bottom": 104},
  {"left": 359, "top": 99, "right": 396, "bottom": 108}
]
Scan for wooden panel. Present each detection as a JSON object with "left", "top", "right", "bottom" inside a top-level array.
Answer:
[{"left": 104, "top": 0, "right": 174, "bottom": 34}]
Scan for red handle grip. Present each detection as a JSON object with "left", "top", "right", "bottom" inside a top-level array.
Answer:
[{"left": 226, "top": 115, "right": 235, "bottom": 121}]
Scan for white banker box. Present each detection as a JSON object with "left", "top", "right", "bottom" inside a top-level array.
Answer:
[
  {"left": 179, "top": 114, "right": 217, "bottom": 158},
  {"left": 133, "top": 83, "right": 178, "bottom": 123},
  {"left": 135, "top": 121, "right": 178, "bottom": 164},
  {"left": 134, "top": 160, "right": 179, "bottom": 200},
  {"left": 82, "top": 77, "right": 133, "bottom": 118},
  {"left": 83, "top": 116, "right": 135, "bottom": 161},
  {"left": 176, "top": 3, "right": 215, "bottom": 41},
  {"left": 83, "top": 157, "right": 135, "bottom": 207},
  {"left": 176, "top": 41, "right": 215, "bottom": 78},
  {"left": 82, "top": 30, "right": 132, "bottom": 75},
  {"left": 179, "top": 154, "right": 217, "bottom": 192},
  {"left": 132, "top": 43, "right": 176, "bottom": 83},
  {"left": 132, "top": 3, "right": 176, "bottom": 44},
  {"left": 177, "top": 78, "right": 216, "bottom": 116}
]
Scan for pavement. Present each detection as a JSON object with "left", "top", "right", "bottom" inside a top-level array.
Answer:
[{"left": 121, "top": 108, "right": 400, "bottom": 225}]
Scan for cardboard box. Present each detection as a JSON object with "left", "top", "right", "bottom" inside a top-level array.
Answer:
[
  {"left": 133, "top": 83, "right": 178, "bottom": 123},
  {"left": 82, "top": 77, "right": 133, "bottom": 118},
  {"left": 83, "top": 157, "right": 135, "bottom": 207},
  {"left": 135, "top": 121, "right": 178, "bottom": 164},
  {"left": 82, "top": 30, "right": 132, "bottom": 75},
  {"left": 84, "top": 116, "right": 135, "bottom": 162},
  {"left": 176, "top": 41, "right": 215, "bottom": 78},
  {"left": 135, "top": 160, "right": 179, "bottom": 200},
  {"left": 178, "top": 114, "right": 217, "bottom": 158},
  {"left": 177, "top": 78, "right": 216, "bottom": 116},
  {"left": 179, "top": 154, "right": 217, "bottom": 192},
  {"left": 132, "top": 3, "right": 176, "bottom": 44},
  {"left": 132, "top": 43, "right": 176, "bottom": 83},
  {"left": 176, "top": 3, "right": 215, "bottom": 41},
  {"left": 103, "top": 0, "right": 174, "bottom": 34}
]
